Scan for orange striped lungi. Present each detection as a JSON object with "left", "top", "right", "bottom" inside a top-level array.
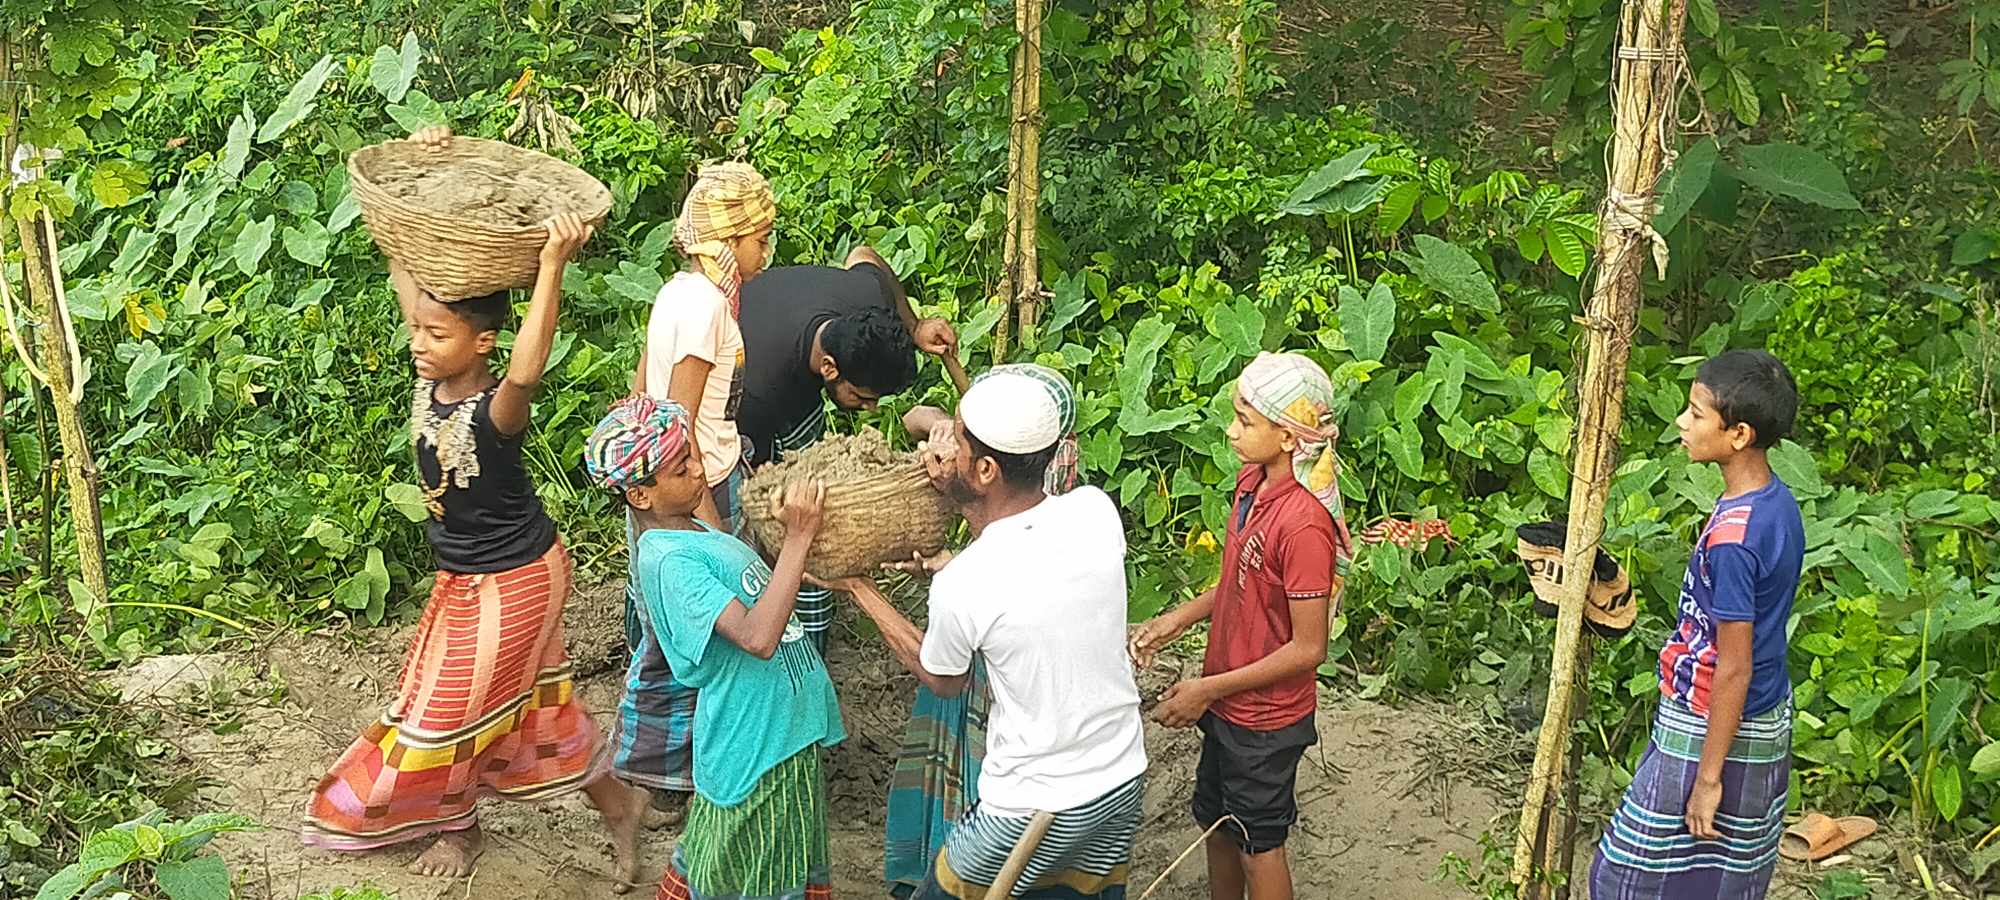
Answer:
[{"left": 301, "top": 540, "right": 606, "bottom": 850}]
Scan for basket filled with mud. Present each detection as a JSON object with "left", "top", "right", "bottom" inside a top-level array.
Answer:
[
  {"left": 742, "top": 431, "right": 958, "bottom": 581},
  {"left": 347, "top": 137, "right": 612, "bottom": 300}
]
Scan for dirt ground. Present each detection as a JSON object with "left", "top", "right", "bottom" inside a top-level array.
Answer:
[
  {"left": 114, "top": 580, "right": 1513, "bottom": 900},
  {"left": 111, "top": 579, "right": 1940, "bottom": 900}
]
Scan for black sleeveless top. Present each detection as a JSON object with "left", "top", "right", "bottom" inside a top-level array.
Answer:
[{"left": 412, "top": 379, "right": 557, "bottom": 574}]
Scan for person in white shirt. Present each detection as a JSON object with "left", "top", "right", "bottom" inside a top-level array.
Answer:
[{"left": 823, "top": 364, "right": 1147, "bottom": 900}]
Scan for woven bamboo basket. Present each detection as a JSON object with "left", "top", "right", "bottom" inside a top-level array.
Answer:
[
  {"left": 347, "top": 137, "right": 612, "bottom": 301},
  {"left": 742, "top": 461, "right": 959, "bottom": 581}
]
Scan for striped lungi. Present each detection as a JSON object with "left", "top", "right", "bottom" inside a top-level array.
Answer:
[
  {"left": 886, "top": 659, "right": 990, "bottom": 896},
  {"left": 302, "top": 540, "right": 605, "bottom": 850},
  {"left": 764, "top": 406, "right": 835, "bottom": 645},
  {"left": 1590, "top": 695, "right": 1792, "bottom": 900},
  {"left": 656, "top": 747, "right": 832, "bottom": 900},
  {"left": 913, "top": 774, "right": 1144, "bottom": 900},
  {"left": 616, "top": 463, "right": 745, "bottom": 792}
]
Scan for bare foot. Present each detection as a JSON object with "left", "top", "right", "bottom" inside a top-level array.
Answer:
[
  {"left": 409, "top": 827, "right": 482, "bottom": 877},
  {"left": 642, "top": 801, "right": 684, "bottom": 831},
  {"left": 584, "top": 777, "right": 646, "bottom": 892},
  {"left": 647, "top": 789, "right": 690, "bottom": 830}
]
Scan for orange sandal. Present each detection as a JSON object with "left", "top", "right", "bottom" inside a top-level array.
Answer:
[{"left": 1778, "top": 812, "right": 1878, "bottom": 862}]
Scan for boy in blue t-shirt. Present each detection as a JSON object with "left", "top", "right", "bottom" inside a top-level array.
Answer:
[
  {"left": 584, "top": 396, "right": 845, "bottom": 900},
  {"left": 1591, "top": 350, "right": 1804, "bottom": 900}
]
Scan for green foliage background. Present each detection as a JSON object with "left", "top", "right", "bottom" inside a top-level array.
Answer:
[{"left": 4, "top": 0, "right": 2000, "bottom": 891}]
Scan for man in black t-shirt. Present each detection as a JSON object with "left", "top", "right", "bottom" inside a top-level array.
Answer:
[
  {"left": 738, "top": 245, "right": 957, "bottom": 466},
  {"left": 738, "top": 244, "right": 958, "bottom": 646}
]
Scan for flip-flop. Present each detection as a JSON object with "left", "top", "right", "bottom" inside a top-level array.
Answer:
[{"left": 1779, "top": 812, "right": 1878, "bottom": 862}]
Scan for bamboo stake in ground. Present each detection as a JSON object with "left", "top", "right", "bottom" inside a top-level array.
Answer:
[
  {"left": 0, "top": 354, "right": 15, "bottom": 540},
  {"left": 4, "top": 35, "right": 108, "bottom": 601},
  {"left": 993, "top": 0, "right": 1046, "bottom": 361},
  {"left": 1010, "top": 0, "right": 1045, "bottom": 350},
  {"left": 991, "top": 0, "right": 1025, "bottom": 361},
  {"left": 11, "top": 209, "right": 110, "bottom": 606},
  {"left": 1509, "top": 0, "right": 1689, "bottom": 891}
]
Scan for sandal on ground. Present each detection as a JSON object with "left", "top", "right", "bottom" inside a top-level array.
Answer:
[{"left": 1779, "top": 812, "right": 1878, "bottom": 862}]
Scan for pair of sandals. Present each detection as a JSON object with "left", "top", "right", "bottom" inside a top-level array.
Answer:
[{"left": 1514, "top": 521, "right": 1638, "bottom": 638}]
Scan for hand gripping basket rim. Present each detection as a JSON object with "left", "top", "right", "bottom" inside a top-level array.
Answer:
[{"left": 347, "top": 137, "right": 612, "bottom": 301}]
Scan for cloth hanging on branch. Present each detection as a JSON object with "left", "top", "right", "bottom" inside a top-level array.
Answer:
[{"left": 1355, "top": 517, "right": 1456, "bottom": 548}]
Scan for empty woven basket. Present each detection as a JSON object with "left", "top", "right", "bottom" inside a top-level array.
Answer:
[
  {"left": 742, "top": 438, "right": 959, "bottom": 581},
  {"left": 347, "top": 137, "right": 612, "bottom": 301}
]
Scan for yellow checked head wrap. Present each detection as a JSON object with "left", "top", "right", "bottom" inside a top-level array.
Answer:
[{"left": 674, "top": 161, "right": 776, "bottom": 316}]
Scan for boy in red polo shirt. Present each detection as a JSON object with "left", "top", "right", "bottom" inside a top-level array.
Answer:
[{"left": 1131, "top": 352, "right": 1353, "bottom": 900}]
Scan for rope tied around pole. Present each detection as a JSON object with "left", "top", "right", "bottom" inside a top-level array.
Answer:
[
  {"left": 1597, "top": 187, "right": 1671, "bottom": 280},
  {"left": 1615, "top": 45, "right": 1677, "bottom": 62}
]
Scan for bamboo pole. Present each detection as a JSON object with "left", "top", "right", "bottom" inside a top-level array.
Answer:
[
  {"left": 1, "top": 352, "right": 16, "bottom": 541},
  {"left": 15, "top": 209, "right": 110, "bottom": 606},
  {"left": 991, "top": 0, "right": 1028, "bottom": 361},
  {"left": 1, "top": 37, "right": 111, "bottom": 605},
  {"left": 993, "top": 0, "right": 1046, "bottom": 361},
  {"left": 1509, "top": 0, "right": 1688, "bottom": 892},
  {"left": 1553, "top": 640, "right": 1595, "bottom": 900},
  {"left": 1012, "top": 0, "right": 1045, "bottom": 350}
]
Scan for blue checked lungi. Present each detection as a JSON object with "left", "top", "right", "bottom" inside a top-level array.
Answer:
[
  {"left": 613, "top": 453, "right": 746, "bottom": 791},
  {"left": 1590, "top": 695, "right": 1792, "bottom": 900},
  {"left": 886, "top": 659, "right": 990, "bottom": 896},
  {"left": 912, "top": 774, "right": 1144, "bottom": 900}
]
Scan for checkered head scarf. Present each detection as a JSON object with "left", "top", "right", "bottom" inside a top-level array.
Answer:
[
  {"left": 674, "top": 161, "right": 775, "bottom": 318},
  {"left": 1237, "top": 351, "right": 1354, "bottom": 573},
  {"left": 584, "top": 395, "right": 691, "bottom": 490},
  {"left": 960, "top": 363, "right": 1080, "bottom": 496}
]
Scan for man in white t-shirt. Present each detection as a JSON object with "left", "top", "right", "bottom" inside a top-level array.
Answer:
[{"left": 826, "top": 365, "right": 1147, "bottom": 900}]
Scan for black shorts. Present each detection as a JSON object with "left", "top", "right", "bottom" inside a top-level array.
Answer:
[{"left": 1191, "top": 711, "right": 1316, "bottom": 854}]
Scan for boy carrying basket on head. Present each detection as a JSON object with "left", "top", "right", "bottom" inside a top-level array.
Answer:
[
  {"left": 1130, "top": 351, "right": 1353, "bottom": 900},
  {"left": 585, "top": 396, "right": 844, "bottom": 900},
  {"left": 303, "top": 127, "right": 645, "bottom": 886},
  {"left": 1591, "top": 349, "right": 1804, "bottom": 900}
]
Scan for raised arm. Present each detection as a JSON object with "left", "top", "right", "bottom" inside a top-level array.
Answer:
[
  {"left": 632, "top": 336, "right": 650, "bottom": 394},
  {"left": 489, "top": 213, "right": 592, "bottom": 436},
  {"left": 388, "top": 125, "right": 453, "bottom": 327},
  {"left": 389, "top": 258, "right": 424, "bottom": 326},
  {"left": 665, "top": 357, "right": 724, "bottom": 528},
  {"left": 847, "top": 243, "right": 957, "bottom": 362}
]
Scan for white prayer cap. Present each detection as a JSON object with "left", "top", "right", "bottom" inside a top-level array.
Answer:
[{"left": 960, "top": 364, "right": 1075, "bottom": 454}]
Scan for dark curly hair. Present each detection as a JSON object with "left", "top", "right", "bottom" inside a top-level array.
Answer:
[
  {"left": 442, "top": 289, "right": 512, "bottom": 333},
  {"left": 820, "top": 306, "right": 916, "bottom": 394}
]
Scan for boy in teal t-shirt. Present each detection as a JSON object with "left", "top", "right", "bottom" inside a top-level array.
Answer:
[
  {"left": 638, "top": 520, "right": 846, "bottom": 805},
  {"left": 585, "top": 395, "right": 843, "bottom": 900}
]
